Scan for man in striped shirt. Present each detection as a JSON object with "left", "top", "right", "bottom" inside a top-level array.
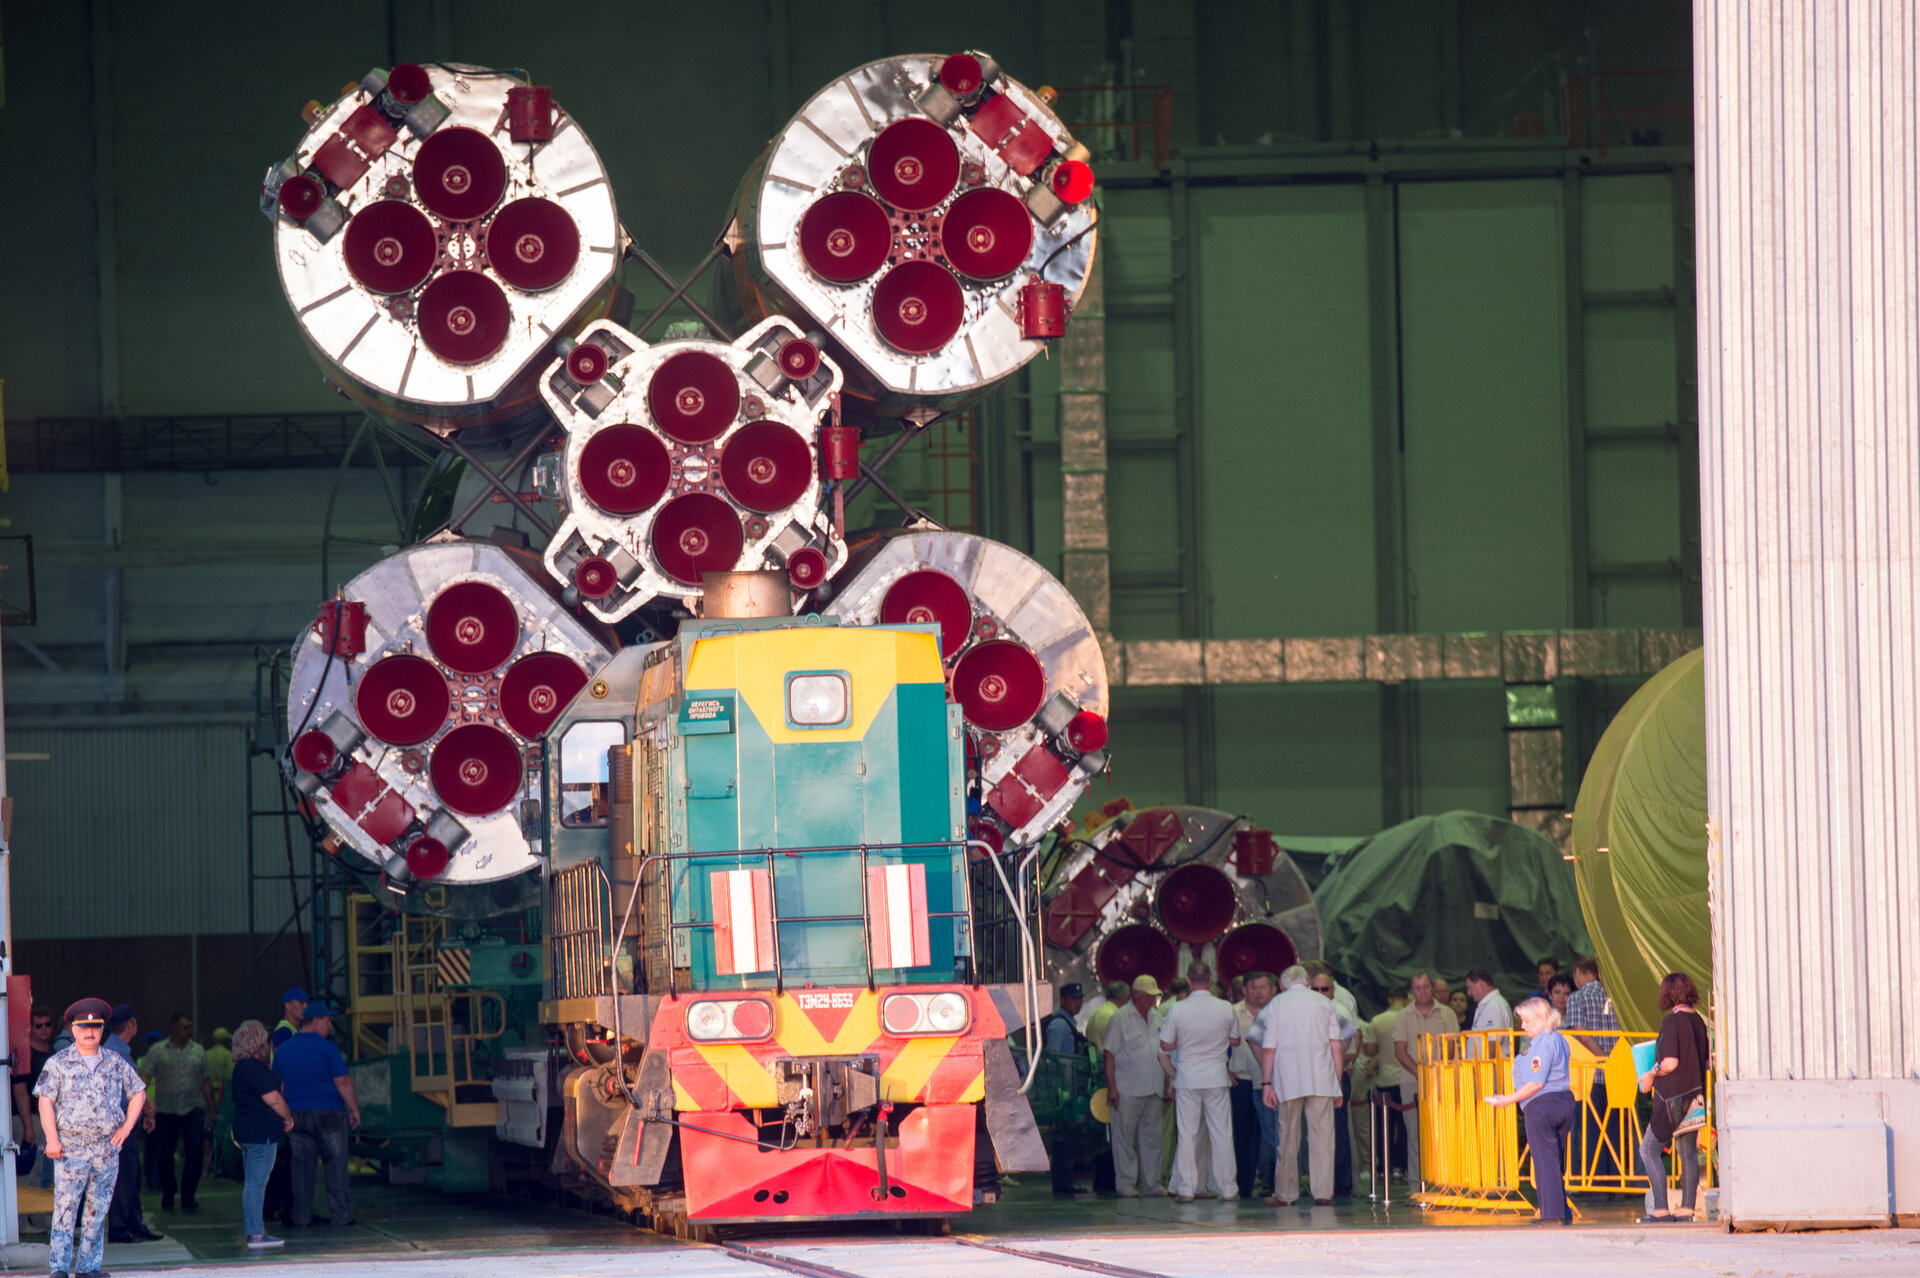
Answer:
[
  {"left": 1562, "top": 958, "right": 1620, "bottom": 1051},
  {"left": 1562, "top": 957, "right": 1622, "bottom": 1175}
]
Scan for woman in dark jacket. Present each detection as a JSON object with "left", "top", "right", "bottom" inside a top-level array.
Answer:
[{"left": 1637, "top": 972, "right": 1709, "bottom": 1221}]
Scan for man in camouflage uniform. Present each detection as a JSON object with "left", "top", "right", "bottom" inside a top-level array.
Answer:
[{"left": 34, "top": 999, "right": 147, "bottom": 1278}]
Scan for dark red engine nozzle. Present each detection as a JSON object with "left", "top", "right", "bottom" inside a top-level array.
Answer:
[
  {"left": 868, "top": 117, "right": 960, "bottom": 213},
  {"left": 1214, "top": 922, "right": 1298, "bottom": 986},
  {"left": 277, "top": 174, "right": 324, "bottom": 222},
  {"left": 647, "top": 350, "right": 740, "bottom": 445},
  {"left": 1097, "top": 924, "right": 1178, "bottom": 992},
  {"left": 1155, "top": 862, "right": 1239, "bottom": 945},
  {"left": 425, "top": 580, "right": 521, "bottom": 674},
  {"left": 404, "top": 836, "right": 451, "bottom": 880},
  {"left": 416, "top": 271, "right": 511, "bottom": 364},
  {"left": 1051, "top": 159, "right": 1096, "bottom": 204},
  {"left": 880, "top": 570, "right": 972, "bottom": 658},
  {"left": 429, "top": 722, "right": 524, "bottom": 816},
  {"left": 485, "top": 197, "right": 580, "bottom": 292},
  {"left": 566, "top": 343, "right": 608, "bottom": 384},
  {"left": 786, "top": 546, "right": 828, "bottom": 590},
  {"left": 412, "top": 125, "right": 508, "bottom": 221},
  {"left": 354, "top": 654, "right": 452, "bottom": 746},
  {"left": 342, "top": 200, "right": 437, "bottom": 294},
  {"left": 577, "top": 424, "right": 671, "bottom": 515},
  {"left": 292, "top": 731, "right": 339, "bottom": 775},
  {"left": 951, "top": 638, "right": 1046, "bottom": 730},
  {"left": 1065, "top": 710, "right": 1109, "bottom": 753},
  {"left": 499, "top": 651, "right": 590, "bottom": 739},
  {"left": 385, "top": 63, "right": 432, "bottom": 107},
  {"left": 798, "top": 192, "right": 894, "bottom": 284},
  {"left": 939, "top": 53, "right": 985, "bottom": 96},
  {"left": 650, "top": 492, "right": 745, "bottom": 585},
  {"left": 777, "top": 338, "right": 821, "bottom": 380},
  {"left": 941, "top": 189, "right": 1034, "bottom": 280},
  {"left": 872, "top": 261, "right": 966, "bottom": 354},
  {"left": 574, "top": 556, "right": 617, "bottom": 600},
  {"left": 719, "top": 420, "right": 813, "bottom": 512}
]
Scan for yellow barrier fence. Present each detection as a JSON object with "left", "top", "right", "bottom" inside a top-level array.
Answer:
[{"left": 1412, "top": 1029, "right": 1713, "bottom": 1215}]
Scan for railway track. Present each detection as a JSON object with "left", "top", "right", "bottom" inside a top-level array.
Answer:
[{"left": 723, "top": 1235, "right": 1168, "bottom": 1278}]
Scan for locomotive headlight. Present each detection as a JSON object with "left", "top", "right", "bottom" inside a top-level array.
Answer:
[
  {"left": 686, "top": 1001, "right": 730, "bottom": 1041},
  {"left": 787, "top": 672, "right": 849, "bottom": 727},
  {"left": 881, "top": 990, "right": 971, "bottom": 1036},
  {"left": 685, "top": 998, "right": 775, "bottom": 1042},
  {"left": 925, "top": 991, "right": 969, "bottom": 1033}
]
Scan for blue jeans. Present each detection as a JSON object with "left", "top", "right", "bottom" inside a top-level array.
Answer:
[
  {"left": 288, "top": 1109, "right": 352, "bottom": 1225},
  {"left": 1640, "top": 1123, "right": 1701, "bottom": 1213},
  {"left": 240, "top": 1142, "right": 278, "bottom": 1237}
]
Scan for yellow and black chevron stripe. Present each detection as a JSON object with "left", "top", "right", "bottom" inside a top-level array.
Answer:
[{"left": 436, "top": 948, "right": 472, "bottom": 987}]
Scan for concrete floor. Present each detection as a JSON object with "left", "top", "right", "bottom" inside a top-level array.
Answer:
[{"left": 6, "top": 1172, "right": 1914, "bottom": 1277}]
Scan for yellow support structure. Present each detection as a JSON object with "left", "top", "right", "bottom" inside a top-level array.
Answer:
[{"left": 1413, "top": 1028, "right": 1714, "bottom": 1217}]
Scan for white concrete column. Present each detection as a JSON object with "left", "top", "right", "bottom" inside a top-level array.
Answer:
[{"left": 1696, "top": 0, "right": 1920, "bottom": 1229}]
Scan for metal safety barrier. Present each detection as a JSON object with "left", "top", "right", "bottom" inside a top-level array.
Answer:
[{"left": 1409, "top": 1028, "right": 1714, "bottom": 1215}]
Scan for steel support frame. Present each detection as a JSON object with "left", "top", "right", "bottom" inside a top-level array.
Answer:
[
  {"left": 1167, "top": 173, "right": 1216, "bottom": 807},
  {"left": 1073, "top": 142, "right": 1696, "bottom": 825}
]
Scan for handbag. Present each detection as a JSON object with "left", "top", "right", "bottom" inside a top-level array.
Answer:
[{"left": 1665, "top": 1090, "right": 1707, "bottom": 1136}]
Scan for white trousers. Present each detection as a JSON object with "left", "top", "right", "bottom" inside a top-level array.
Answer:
[
  {"left": 1273, "top": 1095, "right": 1336, "bottom": 1202},
  {"left": 1111, "top": 1092, "right": 1165, "bottom": 1194},
  {"left": 1400, "top": 1077, "right": 1421, "bottom": 1183},
  {"left": 1171, "top": 1085, "right": 1236, "bottom": 1198}
]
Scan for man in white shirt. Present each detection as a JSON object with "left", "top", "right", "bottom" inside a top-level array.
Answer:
[
  {"left": 1466, "top": 969, "right": 1513, "bottom": 1031},
  {"left": 1256, "top": 965, "right": 1344, "bottom": 1206},
  {"left": 1102, "top": 975, "right": 1168, "bottom": 1197},
  {"left": 1157, "top": 962, "right": 1240, "bottom": 1202}
]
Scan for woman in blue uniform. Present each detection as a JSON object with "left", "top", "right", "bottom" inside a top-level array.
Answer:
[{"left": 1486, "top": 995, "right": 1576, "bottom": 1224}]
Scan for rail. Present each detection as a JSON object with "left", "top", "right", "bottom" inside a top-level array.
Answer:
[
  {"left": 1056, "top": 84, "right": 1175, "bottom": 167},
  {"left": 1408, "top": 1028, "right": 1714, "bottom": 1213}
]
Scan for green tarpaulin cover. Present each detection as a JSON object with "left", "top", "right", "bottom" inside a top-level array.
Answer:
[
  {"left": 1570, "top": 648, "right": 1709, "bottom": 1033},
  {"left": 1315, "top": 811, "right": 1592, "bottom": 1013}
]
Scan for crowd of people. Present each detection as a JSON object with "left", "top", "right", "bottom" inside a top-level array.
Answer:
[
  {"left": 15, "top": 984, "right": 363, "bottom": 1271},
  {"left": 1046, "top": 955, "right": 1711, "bottom": 1225}
]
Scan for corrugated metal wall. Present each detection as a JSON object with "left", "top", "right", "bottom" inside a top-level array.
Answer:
[
  {"left": 7, "top": 725, "right": 249, "bottom": 938},
  {"left": 1697, "top": 0, "right": 1920, "bottom": 1084}
]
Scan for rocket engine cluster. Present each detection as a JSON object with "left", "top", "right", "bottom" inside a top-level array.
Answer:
[{"left": 264, "top": 54, "right": 1107, "bottom": 894}]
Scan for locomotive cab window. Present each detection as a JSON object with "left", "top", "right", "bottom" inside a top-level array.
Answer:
[
  {"left": 558, "top": 720, "right": 624, "bottom": 827},
  {"left": 785, "top": 671, "right": 850, "bottom": 728}
]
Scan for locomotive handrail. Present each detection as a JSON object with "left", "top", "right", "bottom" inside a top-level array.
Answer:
[{"left": 969, "top": 838, "right": 1045, "bottom": 1094}]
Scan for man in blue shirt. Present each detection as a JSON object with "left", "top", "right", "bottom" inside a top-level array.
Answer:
[
  {"left": 273, "top": 1000, "right": 360, "bottom": 1228},
  {"left": 104, "top": 1005, "right": 161, "bottom": 1244}
]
